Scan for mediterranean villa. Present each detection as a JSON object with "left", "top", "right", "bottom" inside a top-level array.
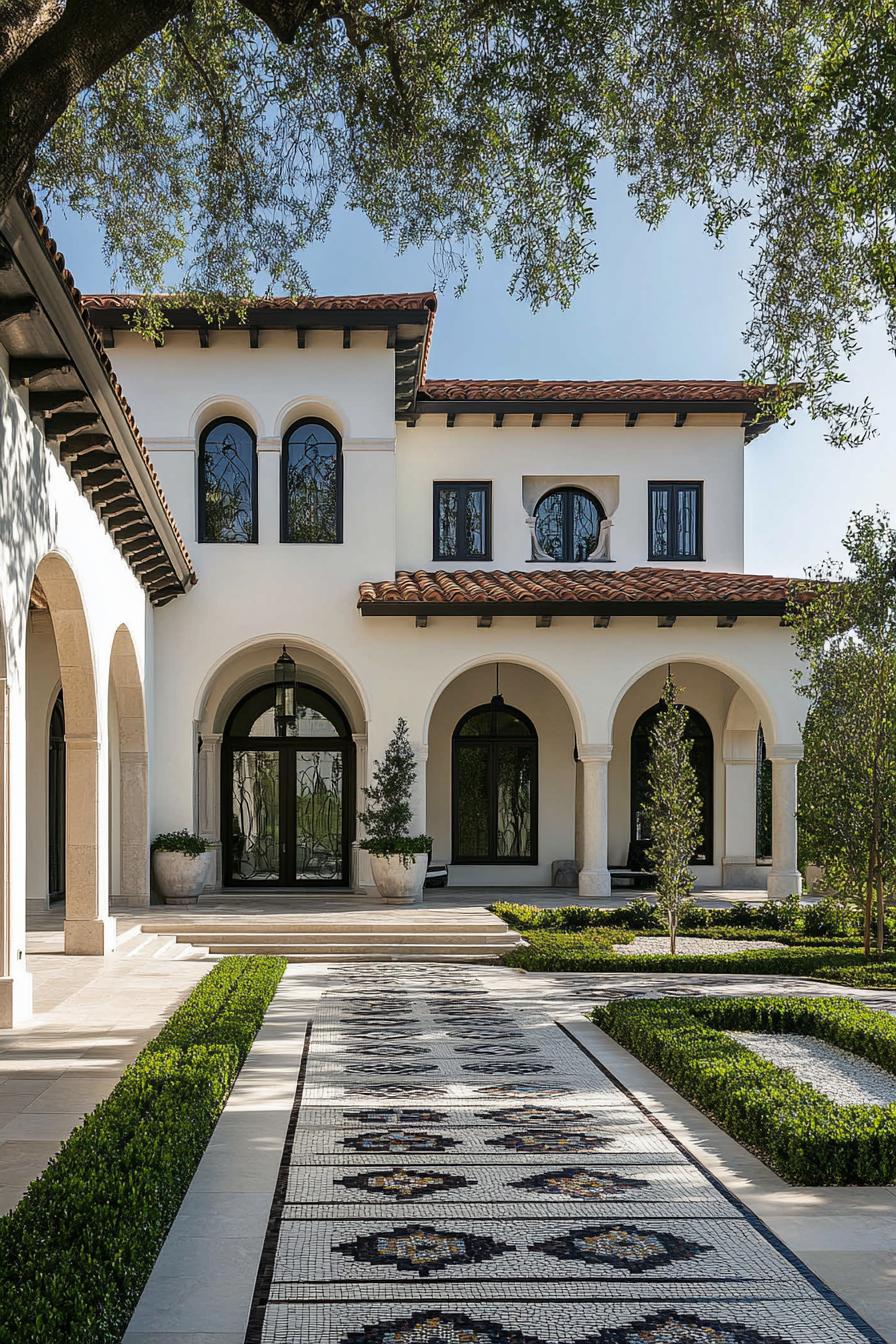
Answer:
[{"left": 0, "top": 190, "right": 805, "bottom": 1026}]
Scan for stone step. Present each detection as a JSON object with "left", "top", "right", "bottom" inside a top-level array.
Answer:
[
  {"left": 201, "top": 949, "right": 502, "bottom": 963},
  {"left": 143, "top": 918, "right": 505, "bottom": 935},
  {"left": 169, "top": 930, "right": 518, "bottom": 947}
]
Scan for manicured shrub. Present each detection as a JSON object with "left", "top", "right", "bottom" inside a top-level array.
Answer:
[
  {"left": 592, "top": 994, "right": 896, "bottom": 1184},
  {"left": 0, "top": 955, "right": 286, "bottom": 1344},
  {"left": 501, "top": 930, "right": 887, "bottom": 976}
]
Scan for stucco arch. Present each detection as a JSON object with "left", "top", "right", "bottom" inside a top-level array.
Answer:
[
  {"left": 107, "top": 625, "right": 149, "bottom": 904},
  {"left": 421, "top": 651, "right": 587, "bottom": 745},
  {"left": 274, "top": 395, "right": 351, "bottom": 442},
  {"left": 190, "top": 395, "right": 264, "bottom": 443},
  {"left": 31, "top": 552, "right": 110, "bottom": 953},
  {"left": 607, "top": 651, "right": 783, "bottom": 749}
]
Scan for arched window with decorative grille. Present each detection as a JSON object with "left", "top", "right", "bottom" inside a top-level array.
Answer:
[
  {"left": 281, "top": 418, "right": 343, "bottom": 543},
  {"left": 630, "top": 701, "right": 713, "bottom": 865},
  {"left": 198, "top": 418, "right": 257, "bottom": 543},
  {"left": 452, "top": 699, "right": 537, "bottom": 863},
  {"left": 533, "top": 486, "right": 605, "bottom": 561}
]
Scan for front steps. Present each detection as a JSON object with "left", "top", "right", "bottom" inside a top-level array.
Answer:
[{"left": 139, "top": 911, "right": 521, "bottom": 963}]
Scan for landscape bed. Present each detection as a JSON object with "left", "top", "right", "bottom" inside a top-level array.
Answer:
[
  {"left": 0, "top": 954, "right": 286, "bottom": 1344},
  {"left": 592, "top": 994, "right": 896, "bottom": 1184}
]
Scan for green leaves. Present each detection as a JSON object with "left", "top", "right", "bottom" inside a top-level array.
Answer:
[
  {"left": 358, "top": 716, "right": 431, "bottom": 855},
  {"left": 594, "top": 994, "right": 896, "bottom": 1184},
  {"left": 0, "top": 955, "right": 286, "bottom": 1344}
]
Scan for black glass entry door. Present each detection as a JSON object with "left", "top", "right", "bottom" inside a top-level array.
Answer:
[{"left": 222, "top": 683, "right": 353, "bottom": 889}]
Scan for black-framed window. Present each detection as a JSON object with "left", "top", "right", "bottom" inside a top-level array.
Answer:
[
  {"left": 755, "top": 723, "right": 772, "bottom": 862},
  {"left": 452, "top": 701, "right": 537, "bottom": 863},
  {"left": 534, "top": 486, "right": 604, "bottom": 561},
  {"left": 198, "top": 418, "right": 257, "bottom": 542},
  {"left": 648, "top": 481, "right": 703, "bottom": 560},
  {"left": 630, "top": 701, "right": 713, "bottom": 864},
  {"left": 282, "top": 418, "right": 343, "bottom": 543},
  {"left": 433, "top": 482, "right": 491, "bottom": 561}
]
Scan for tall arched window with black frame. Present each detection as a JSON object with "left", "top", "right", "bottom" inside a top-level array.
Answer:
[
  {"left": 630, "top": 701, "right": 713, "bottom": 865},
  {"left": 198, "top": 418, "right": 257, "bottom": 543},
  {"left": 281, "top": 419, "right": 342, "bottom": 543},
  {"left": 452, "top": 701, "right": 537, "bottom": 863}
]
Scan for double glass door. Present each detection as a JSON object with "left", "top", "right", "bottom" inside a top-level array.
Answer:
[{"left": 222, "top": 683, "right": 353, "bottom": 888}]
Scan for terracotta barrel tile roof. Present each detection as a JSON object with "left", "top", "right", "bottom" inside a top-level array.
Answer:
[
  {"left": 84, "top": 291, "right": 437, "bottom": 313},
  {"left": 359, "top": 568, "right": 800, "bottom": 612},
  {"left": 419, "top": 378, "right": 770, "bottom": 403}
]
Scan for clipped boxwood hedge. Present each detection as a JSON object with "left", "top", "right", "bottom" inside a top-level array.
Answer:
[
  {"left": 500, "top": 929, "right": 887, "bottom": 977},
  {"left": 0, "top": 954, "right": 286, "bottom": 1344},
  {"left": 592, "top": 994, "right": 896, "bottom": 1184}
]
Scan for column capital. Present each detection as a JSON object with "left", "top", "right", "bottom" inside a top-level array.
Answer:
[
  {"left": 199, "top": 732, "right": 223, "bottom": 748},
  {"left": 578, "top": 743, "right": 612, "bottom": 763},
  {"left": 352, "top": 732, "right": 368, "bottom": 746},
  {"left": 767, "top": 743, "right": 803, "bottom": 763}
]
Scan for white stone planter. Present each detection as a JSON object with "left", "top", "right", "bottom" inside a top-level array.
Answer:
[
  {"left": 152, "top": 849, "right": 211, "bottom": 905},
  {"left": 369, "top": 852, "right": 428, "bottom": 905}
]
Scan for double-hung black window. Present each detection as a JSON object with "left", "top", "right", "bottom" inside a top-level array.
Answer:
[
  {"left": 433, "top": 482, "right": 491, "bottom": 561},
  {"left": 648, "top": 481, "right": 703, "bottom": 561}
]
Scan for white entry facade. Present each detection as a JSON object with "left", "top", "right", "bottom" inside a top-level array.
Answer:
[{"left": 0, "top": 191, "right": 805, "bottom": 1023}]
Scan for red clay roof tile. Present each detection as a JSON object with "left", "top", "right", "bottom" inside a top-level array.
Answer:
[
  {"left": 84, "top": 292, "right": 437, "bottom": 314},
  {"left": 419, "top": 379, "right": 770, "bottom": 403}
]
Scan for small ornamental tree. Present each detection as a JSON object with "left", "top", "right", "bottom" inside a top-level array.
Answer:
[
  {"left": 358, "top": 717, "right": 431, "bottom": 863},
  {"left": 643, "top": 675, "right": 703, "bottom": 954},
  {"left": 790, "top": 510, "right": 896, "bottom": 954}
]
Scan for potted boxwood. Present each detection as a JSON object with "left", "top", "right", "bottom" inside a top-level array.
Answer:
[
  {"left": 151, "top": 829, "right": 211, "bottom": 905},
  {"left": 359, "top": 718, "right": 432, "bottom": 904}
]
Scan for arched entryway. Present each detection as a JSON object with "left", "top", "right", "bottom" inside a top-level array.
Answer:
[
  {"left": 108, "top": 625, "right": 149, "bottom": 905},
  {"left": 222, "top": 682, "right": 355, "bottom": 887},
  {"left": 48, "top": 690, "right": 65, "bottom": 903},
  {"left": 452, "top": 700, "right": 538, "bottom": 864}
]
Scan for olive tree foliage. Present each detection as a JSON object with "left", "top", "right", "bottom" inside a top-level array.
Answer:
[
  {"left": 643, "top": 675, "right": 703, "bottom": 955},
  {"left": 790, "top": 510, "right": 896, "bottom": 954},
  {"left": 1, "top": 1, "right": 895, "bottom": 438}
]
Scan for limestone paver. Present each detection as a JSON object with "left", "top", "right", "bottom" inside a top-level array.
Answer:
[{"left": 239, "top": 963, "right": 886, "bottom": 1344}]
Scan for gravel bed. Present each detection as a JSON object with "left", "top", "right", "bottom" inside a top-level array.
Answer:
[
  {"left": 728, "top": 1031, "right": 896, "bottom": 1105},
  {"left": 612, "top": 935, "right": 786, "bottom": 956}
]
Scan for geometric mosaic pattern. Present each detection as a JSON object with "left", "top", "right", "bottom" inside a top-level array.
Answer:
[{"left": 244, "top": 963, "right": 885, "bottom": 1344}]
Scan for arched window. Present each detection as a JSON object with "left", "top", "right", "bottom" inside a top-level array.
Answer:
[
  {"left": 48, "top": 690, "right": 65, "bottom": 903},
  {"left": 534, "top": 487, "right": 605, "bottom": 561},
  {"left": 198, "top": 418, "right": 257, "bottom": 543},
  {"left": 630, "top": 701, "right": 713, "bottom": 865},
  {"left": 755, "top": 723, "right": 772, "bottom": 861},
  {"left": 452, "top": 700, "right": 537, "bottom": 863},
  {"left": 281, "top": 418, "right": 342, "bottom": 543}
]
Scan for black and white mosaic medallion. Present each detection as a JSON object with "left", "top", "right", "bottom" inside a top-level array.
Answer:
[
  {"left": 344, "top": 1109, "right": 449, "bottom": 1125},
  {"left": 351, "top": 1083, "right": 448, "bottom": 1097},
  {"left": 454, "top": 1044, "right": 539, "bottom": 1056},
  {"left": 463, "top": 1061, "right": 549, "bottom": 1075},
  {"left": 341, "top": 1310, "right": 544, "bottom": 1344},
  {"left": 337, "top": 1168, "right": 470, "bottom": 1201},
  {"left": 341, "top": 1129, "right": 460, "bottom": 1153},
  {"left": 478, "top": 1107, "right": 595, "bottom": 1125},
  {"left": 510, "top": 1168, "right": 651, "bottom": 1199},
  {"left": 474, "top": 1084, "right": 574, "bottom": 1098},
  {"left": 448, "top": 1031, "right": 526, "bottom": 1042},
  {"left": 349, "top": 1044, "right": 429, "bottom": 1056},
  {"left": 345, "top": 1063, "right": 440, "bottom": 1075},
  {"left": 335, "top": 1224, "right": 512, "bottom": 1277},
  {"left": 533, "top": 1224, "right": 712, "bottom": 1272},
  {"left": 579, "top": 1309, "right": 790, "bottom": 1342},
  {"left": 486, "top": 1129, "right": 611, "bottom": 1153}
]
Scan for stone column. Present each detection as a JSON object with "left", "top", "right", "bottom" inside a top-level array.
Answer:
[
  {"left": 0, "top": 676, "right": 32, "bottom": 1025},
  {"left": 578, "top": 745, "right": 612, "bottom": 901},
  {"left": 197, "top": 732, "right": 223, "bottom": 889},
  {"left": 352, "top": 732, "right": 371, "bottom": 893},
  {"left": 767, "top": 745, "right": 802, "bottom": 899},
  {"left": 64, "top": 734, "right": 116, "bottom": 955},
  {"left": 119, "top": 749, "right": 149, "bottom": 904}
]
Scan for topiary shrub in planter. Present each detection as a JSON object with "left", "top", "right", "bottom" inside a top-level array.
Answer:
[
  {"left": 359, "top": 718, "right": 432, "bottom": 904},
  {"left": 152, "top": 829, "right": 211, "bottom": 904}
]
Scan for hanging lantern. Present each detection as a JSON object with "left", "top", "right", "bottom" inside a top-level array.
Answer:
[{"left": 274, "top": 645, "right": 297, "bottom": 736}]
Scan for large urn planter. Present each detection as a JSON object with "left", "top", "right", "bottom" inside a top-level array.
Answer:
[
  {"left": 152, "top": 843, "right": 211, "bottom": 905},
  {"left": 369, "top": 852, "right": 428, "bottom": 905}
]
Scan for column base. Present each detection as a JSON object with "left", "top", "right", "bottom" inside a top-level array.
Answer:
[
  {"left": 766, "top": 870, "right": 803, "bottom": 900},
  {"left": 64, "top": 916, "right": 117, "bottom": 956},
  {"left": 578, "top": 868, "right": 611, "bottom": 902},
  {"left": 0, "top": 972, "right": 33, "bottom": 1028}
]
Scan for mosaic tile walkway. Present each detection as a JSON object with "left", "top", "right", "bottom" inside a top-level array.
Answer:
[{"left": 244, "top": 964, "right": 884, "bottom": 1344}]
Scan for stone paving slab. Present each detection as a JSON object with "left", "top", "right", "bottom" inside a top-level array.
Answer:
[{"left": 245, "top": 964, "right": 885, "bottom": 1344}]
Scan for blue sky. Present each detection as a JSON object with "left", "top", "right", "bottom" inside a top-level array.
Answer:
[{"left": 47, "top": 173, "right": 895, "bottom": 578}]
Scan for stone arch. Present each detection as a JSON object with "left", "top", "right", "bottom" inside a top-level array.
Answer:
[
  {"left": 274, "top": 395, "right": 351, "bottom": 443},
  {"left": 190, "top": 394, "right": 264, "bottom": 443},
  {"left": 194, "top": 636, "right": 369, "bottom": 890},
  {"left": 32, "top": 553, "right": 110, "bottom": 953},
  {"left": 108, "top": 624, "right": 149, "bottom": 905},
  {"left": 422, "top": 651, "right": 586, "bottom": 746}
]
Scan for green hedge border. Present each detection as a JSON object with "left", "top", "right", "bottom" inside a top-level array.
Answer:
[
  {"left": 592, "top": 994, "right": 896, "bottom": 1184},
  {"left": 0, "top": 954, "right": 286, "bottom": 1344}
]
